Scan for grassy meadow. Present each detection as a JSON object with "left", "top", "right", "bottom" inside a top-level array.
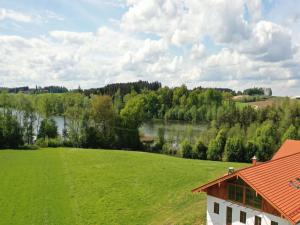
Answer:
[{"left": 0, "top": 148, "right": 247, "bottom": 225}]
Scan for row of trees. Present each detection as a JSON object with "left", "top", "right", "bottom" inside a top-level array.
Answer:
[{"left": 0, "top": 85, "right": 298, "bottom": 163}]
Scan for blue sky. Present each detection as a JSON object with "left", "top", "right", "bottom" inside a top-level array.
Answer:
[{"left": 0, "top": 0, "right": 300, "bottom": 95}]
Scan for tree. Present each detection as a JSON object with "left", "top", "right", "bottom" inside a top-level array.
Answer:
[
  {"left": 243, "top": 87, "right": 264, "bottom": 96},
  {"left": 255, "top": 121, "right": 278, "bottom": 161},
  {"left": 64, "top": 93, "right": 87, "bottom": 147},
  {"left": 90, "top": 95, "right": 115, "bottom": 147},
  {"left": 0, "top": 110, "right": 23, "bottom": 149},
  {"left": 37, "top": 119, "right": 58, "bottom": 140},
  {"left": 207, "top": 129, "right": 226, "bottom": 161},
  {"left": 113, "top": 89, "right": 124, "bottom": 114},
  {"left": 223, "top": 137, "right": 244, "bottom": 162},
  {"left": 281, "top": 125, "right": 298, "bottom": 143},
  {"left": 17, "top": 94, "right": 36, "bottom": 145},
  {"left": 245, "top": 141, "right": 259, "bottom": 162},
  {"left": 181, "top": 139, "right": 193, "bottom": 158},
  {"left": 120, "top": 95, "right": 147, "bottom": 128},
  {"left": 193, "top": 140, "right": 207, "bottom": 159}
]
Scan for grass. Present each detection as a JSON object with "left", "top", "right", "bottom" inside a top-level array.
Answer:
[
  {"left": 0, "top": 148, "right": 247, "bottom": 225},
  {"left": 235, "top": 101, "right": 249, "bottom": 109}
]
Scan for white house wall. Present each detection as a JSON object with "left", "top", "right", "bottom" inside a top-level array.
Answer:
[{"left": 207, "top": 195, "right": 292, "bottom": 225}]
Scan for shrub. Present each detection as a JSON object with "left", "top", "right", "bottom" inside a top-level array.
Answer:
[
  {"left": 35, "top": 137, "right": 62, "bottom": 148},
  {"left": 48, "top": 138, "right": 62, "bottom": 147},
  {"left": 193, "top": 140, "right": 207, "bottom": 159},
  {"left": 20, "top": 144, "right": 39, "bottom": 150},
  {"left": 181, "top": 139, "right": 193, "bottom": 158}
]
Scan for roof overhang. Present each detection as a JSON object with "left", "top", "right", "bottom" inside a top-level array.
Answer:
[{"left": 192, "top": 173, "right": 237, "bottom": 193}]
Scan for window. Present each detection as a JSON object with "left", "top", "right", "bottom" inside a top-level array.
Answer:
[
  {"left": 227, "top": 179, "right": 263, "bottom": 209},
  {"left": 245, "top": 188, "right": 262, "bottom": 209},
  {"left": 271, "top": 221, "right": 278, "bottom": 225},
  {"left": 213, "top": 202, "right": 219, "bottom": 214},
  {"left": 228, "top": 184, "right": 235, "bottom": 200},
  {"left": 227, "top": 183, "right": 244, "bottom": 203},
  {"left": 236, "top": 186, "right": 243, "bottom": 202},
  {"left": 240, "top": 211, "right": 246, "bottom": 224},
  {"left": 255, "top": 216, "right": 261, "bottom": 225}
]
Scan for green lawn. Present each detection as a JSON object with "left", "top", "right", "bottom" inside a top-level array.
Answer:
[{"left": 0, "top": 148, "right": 247, "bottom": 225}]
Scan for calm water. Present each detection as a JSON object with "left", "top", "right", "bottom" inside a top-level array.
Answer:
[
  {"left": 5, "top": 108, "right": 208, "bottom": 142},
  {"left": 140, "top": 119, "right": 208, "bottom": 142},
  {"left": 47, "top": 117, "right": 208, "bottom": 142}
]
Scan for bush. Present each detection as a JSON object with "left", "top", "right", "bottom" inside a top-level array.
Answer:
[
  {"left": 181, "top": 139, "right": 193, "bottom": 158},
  {"left": 48, "top": 138, "right": 62, "bottom": 147},
  {"left": 35, "top": 138, "right": 48, "bottom": 147},
  {"left": 193, "top": 140, "right": 207, "bottom": 159},
  {"left": 35, "top": 137, "right": 62, "bottom": 148},
  {"left": 20, "top": 144, "right": 39, "bottom": 150},
  {"left": 162, "top": 143, "right": 179, "bottom": 156}
]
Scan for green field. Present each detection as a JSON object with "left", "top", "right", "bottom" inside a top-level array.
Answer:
[{"left": 0, "top": 148, "right": 247, "bottom": 225}]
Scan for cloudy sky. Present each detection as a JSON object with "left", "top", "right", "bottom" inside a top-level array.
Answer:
[{"left": 0, "top": 0, "right": 299, "bottom": 95}]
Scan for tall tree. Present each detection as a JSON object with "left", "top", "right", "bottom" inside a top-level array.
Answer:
[
  {"left": 223, "top": 137, "right": 244, "bottom": 162},
  {"left": 90, "top": 95, "right": 115, "bottom": 147},
  {"left": 207, "top": 129, "right": 226, "bottom": 161}
]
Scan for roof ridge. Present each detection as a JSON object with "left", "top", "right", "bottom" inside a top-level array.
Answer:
[{"left": 235, "top": 151, "right": 300, "bottom": 173}]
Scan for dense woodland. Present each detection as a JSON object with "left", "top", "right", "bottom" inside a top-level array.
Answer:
[{"left": 0, "top": 83, "right": 299, "bottom": 162}]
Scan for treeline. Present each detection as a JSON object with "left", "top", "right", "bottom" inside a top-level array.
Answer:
[
  {"left": 243, "top": 87, "right": 272, "bottom": 96},
  {"left": 83, "top": 80, "right": 162, "bottom": 96},
  {"left": 0, "top": 86, "right": 68, "bottom": 94}
]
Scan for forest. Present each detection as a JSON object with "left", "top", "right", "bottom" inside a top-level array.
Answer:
[{"left": 0, "top": 82, "right": 299, "bottom": 163}]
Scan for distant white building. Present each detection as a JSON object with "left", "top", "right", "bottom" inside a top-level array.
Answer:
[
  {"left": 262, "top": 88, "right": 272, "bottom": 96},
  {"left": 193, "top": 140, "right": 300, "bottom": 225},
  {"left": 291, "top": 96, "right": 300, "bottom": 100}
]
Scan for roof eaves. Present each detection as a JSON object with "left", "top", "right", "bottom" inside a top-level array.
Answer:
[{"left": 192, "top": 173, "right": 238, "bottom": 193}]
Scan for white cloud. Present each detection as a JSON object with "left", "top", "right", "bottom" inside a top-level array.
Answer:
[
  {"left": 238, "top": 21, "right": 296, "bottom": 62},
  {"left": 246, "top": 0, "right": 262, "bottom": 21},
  {"left": 1, "top": 0, "right": 300, "bottom": 95},
  {"left": 122, "top": 0, "right": 250, "bottom": 45},
  {"left": 0, "top": 8, "right": 32, "bottom": 23},
  {"left": 0, "top": 8, "right": 65, "bottom": 25}
]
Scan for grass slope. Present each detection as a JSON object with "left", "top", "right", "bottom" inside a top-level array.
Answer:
[{"left": 0, "top": 148, "right": 247, "bottom": 225}]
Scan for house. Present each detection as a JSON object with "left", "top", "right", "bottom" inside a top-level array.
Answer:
[{"left": 192, "top": 140, "right": 300, "bottom": 225}]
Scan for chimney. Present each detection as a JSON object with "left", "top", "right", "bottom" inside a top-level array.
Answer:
[{"left": 251, "top": 156, "right": 257, "bottom": 166}]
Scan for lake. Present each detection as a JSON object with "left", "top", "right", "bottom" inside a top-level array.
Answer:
[
  {"left": 5, "top": 109, "right": 208, "bottom": 143},
  {"left": 54, "top": 117, "right": 208, "bottom": 143},
  {"left": 140, "top": 119, "right": 208, "bottom": 143}
]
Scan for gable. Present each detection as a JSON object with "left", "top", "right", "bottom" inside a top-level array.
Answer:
[{"left": 202, "top": 177, "right": 281, "bottom": 217}]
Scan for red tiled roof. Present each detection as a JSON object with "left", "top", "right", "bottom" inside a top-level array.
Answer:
[
  {"left": 272, "top": 139, "right": 300, "bottom": 160},
  {"left": 193, "top": 152, "right": 300, "bottom": 224}
]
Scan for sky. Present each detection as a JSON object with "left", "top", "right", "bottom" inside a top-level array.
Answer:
[{"left": 0, "top": 0, "right": 300, "bottom": 96}]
